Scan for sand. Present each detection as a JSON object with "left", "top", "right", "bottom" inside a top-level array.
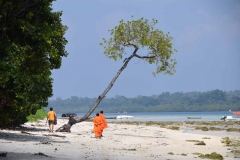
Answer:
[{"left": 0, "top": 118, "right": 239, "bottom": 160}]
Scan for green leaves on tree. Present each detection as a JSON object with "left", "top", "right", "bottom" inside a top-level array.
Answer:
[
  {"left": 0, "top": 0, "right": 68, "bottom": 127},
  {"left": 100, "top": 17, "right": 177, "bottom": 76}
]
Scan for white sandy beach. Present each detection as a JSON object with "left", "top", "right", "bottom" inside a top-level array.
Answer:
[{"left": 0, "top": 118, "right": 239, "bottom": 160}]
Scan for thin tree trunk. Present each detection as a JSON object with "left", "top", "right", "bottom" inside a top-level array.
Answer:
[{"left": 56, "top": 49, "right": 138, "bottom": 132}]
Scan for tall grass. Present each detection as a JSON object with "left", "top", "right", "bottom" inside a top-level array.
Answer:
[{"left": 27, "top": 108, "right": 47, "bottom": 122}]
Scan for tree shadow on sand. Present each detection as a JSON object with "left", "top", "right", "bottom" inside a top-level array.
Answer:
[
  {"left": 0, "top": 152, "right": 59, "bottom": 160},
  {"left": 0, "top": 125, "right": 68, "bottom": 143}
]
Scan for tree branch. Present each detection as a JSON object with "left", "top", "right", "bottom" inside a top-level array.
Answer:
[
  {"left": 133, "top": 53, "right": 156, "bottom": 59},
  {"left": 14, "top": 0, "right": 39, "bottom": 17}
]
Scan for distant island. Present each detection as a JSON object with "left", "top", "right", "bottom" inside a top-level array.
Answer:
[{"left": 46, "top": 89, "right": 240, "bottom": 113}]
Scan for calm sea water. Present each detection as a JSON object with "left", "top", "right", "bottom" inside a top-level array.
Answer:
[{"left": 57, "top": 111, "right": 233, "bottom": 122}]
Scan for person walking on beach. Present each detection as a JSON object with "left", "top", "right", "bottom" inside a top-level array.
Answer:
[
  {"left": 99, "top": 110, "right": 108, "bottom": 137},
  {"left": 93, "top": 113, "right": 102, "bottom": 138},
  {"left": 46, "top": 107, "right": 56, "bottom": 132}
]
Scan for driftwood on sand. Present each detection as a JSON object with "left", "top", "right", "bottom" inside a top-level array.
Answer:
[{"left": 56, "top": 116, "right": 81, "bottom": 132}]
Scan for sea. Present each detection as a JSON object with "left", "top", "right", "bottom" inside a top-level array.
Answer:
[{"left": 57, "top": 111, "right": 234, "bottom": 122}]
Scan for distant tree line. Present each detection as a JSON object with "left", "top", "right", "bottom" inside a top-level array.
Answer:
[{"left": 47, "top": 90, "right": 240, "bottom": 113}]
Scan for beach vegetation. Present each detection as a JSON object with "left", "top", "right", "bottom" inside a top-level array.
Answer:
[
  {"left": 127, "top": 148, "right": 137, "bottom": 151},
  {"left": 145, "top": 121, "right": 153, "bottom": 126},
  {"left": 160, "top": 125, "right": 166, "bottom": 128},
  {"left": 186, "top": 140, "right": 200, "bottom": 142},
  {"left": 194, "top": 141, "right": 206, "bottom": 145},
  {"left": 198, "top": 152, "right": 223, "bottom": 160},
  {"left": 192, "top": 152, "right": 201, "bottom": 155},
  {"left": 109, "top": 121, "right": 240, "bottom": 132},
  {"left": 117, "top": 148, "right": 137, "bottom": 151},
  {"left": 226, "top": 128, "right": 240, "bottom": 132},
  {"left": 221, "top": 137, "right": 240, "bottom": 147},
  {"left": 185, "top": 121, "right": 195, "bottom": 124},
  {"left": 231, "top": 150, "right": 240, "bottom": 155},
  {"left": 194, "top": 126, "right": 208, "bottom": 131},
  {"left": 168, "top": 152, "right": 174, "bottom": 155},
  {"left": 181, "top": 153, "right": 187, "bottom": 156},
  {"left": 0, "top": 0, "right": 68, "bottom": 127},
  {"left": 167, "top": 126, "right": 179, "bottom": 130},
  {"left": 27, "top": 108, "right": 47, "bottom": 122},
  {"left": 208, "top": 127, "right": 222, "bottom": 131}
]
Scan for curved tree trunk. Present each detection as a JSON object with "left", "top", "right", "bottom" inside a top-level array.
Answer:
[{"left": 56, "top": 49, "right": 138, "bottom": 132}]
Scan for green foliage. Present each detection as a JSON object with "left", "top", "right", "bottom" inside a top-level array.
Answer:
[
  {"left": 100, "top": 17, "right": 177, "bottom": 76},
  {"left": 0, "top": 0, "right": 68, "bottom": 127},
  {"left": 48, "top": 90, "right": 240, "bottom": 113},
  {"left": 27, "top": 108, "right": 47, "bottom": 122},
  {"left": 198, "top": 152, "right": 223, "bottom": 160}
]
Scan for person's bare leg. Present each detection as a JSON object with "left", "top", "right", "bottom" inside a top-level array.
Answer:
[
  {"left": 48, "top": 122, "right": 51, "bottom": 132},
  {"left": 51, "top": 125, "right": 54, "bottom": 132}
]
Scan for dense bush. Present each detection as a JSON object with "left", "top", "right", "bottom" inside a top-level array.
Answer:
[{"left": 27, "top": 108, "right": 47, "bottom": 122}]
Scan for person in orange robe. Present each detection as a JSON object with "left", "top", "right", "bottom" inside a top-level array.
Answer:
[
  {"left": 99, "top": 110, "right": 108, "bottom": 137},
  {"left": 93, "top": 113, "right": 103, "bottom": 138}
]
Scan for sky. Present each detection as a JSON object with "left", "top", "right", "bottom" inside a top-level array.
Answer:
[{"left": 50, "top": 0, "right": 240, "bottom": 100}]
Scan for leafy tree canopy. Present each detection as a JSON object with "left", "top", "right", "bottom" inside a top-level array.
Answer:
[
  {"left": 0, "top": 0, "right": 68, "bottom": 127},
  {"left": 100, "top": 17, "right": 177, "bottom": 76}
]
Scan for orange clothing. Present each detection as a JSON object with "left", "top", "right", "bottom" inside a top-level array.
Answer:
[
  {"left": 47, "top": 111, "right": 56, "bottom": 121},
  {"left": 99, "top": 113, "right": 108, "bottom": 129},
  {"left": 93, "top": 116, "right": 102, "bottom": 137}
]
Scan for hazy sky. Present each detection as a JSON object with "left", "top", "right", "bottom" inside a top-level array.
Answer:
[{"left": 50, "top": 0, "right": 240, "bottom": 100}]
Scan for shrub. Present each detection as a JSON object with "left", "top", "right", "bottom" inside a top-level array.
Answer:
[{"left": 27, "top": 108, "right": 47, "bottom": 122}]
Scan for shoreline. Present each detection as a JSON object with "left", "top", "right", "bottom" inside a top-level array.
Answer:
[{"left": 1, "top": 119, "right": 240, "bottom": 159}]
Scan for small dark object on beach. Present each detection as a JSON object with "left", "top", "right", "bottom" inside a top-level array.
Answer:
[
  {"left": 127, "top": 148, "right": 136, "bottom": 151},
  {"left": 61, "top": 113, "right": 77, "bottom": 117},
  {"left": 21, "top": 131, "right": 31, "bottom": 135},
  {"left": 34, "top": 152, "right": 50, "bottom": 157},
  {"left": 181, "top": 153, "right": 187, "bottom": 156},
  {"left": 0, "top": 152, "right": 7, "bottom": 157},
  {"left": 194, "top": 141, "right": 206, "bottom": 145},
  {"left": 220, "top": 116, "right": 227, "bottom": 121},
  {"left": 40, "top": 141, "right": 51, "bottom": 145}
]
